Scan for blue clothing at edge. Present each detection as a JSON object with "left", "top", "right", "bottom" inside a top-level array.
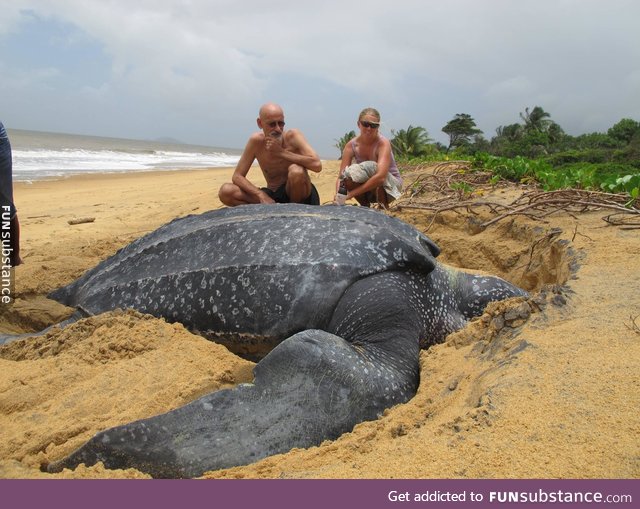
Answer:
[{"left": 0, "top": 121, "right": 16, "bottom": 218}]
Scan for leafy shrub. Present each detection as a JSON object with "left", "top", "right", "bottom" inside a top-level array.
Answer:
[
  {"left": 612, "top": 133, "right": 640, "bottom": 168},
  {"left": 472, "top": 153, "right": 640, "bottom": 202},
  {"left": 600, "top": 173, "right": 640, "bottom": 204},
  {"left": 472, "top": 153, "right": 551, "bottom": 182},
  {"left": 544, "top": 149, "right": 611, "bottom": 166}
]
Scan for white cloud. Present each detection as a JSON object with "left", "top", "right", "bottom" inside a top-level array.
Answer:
[{"left": 1, "top": 0, "right": 639, "bottom": 153}]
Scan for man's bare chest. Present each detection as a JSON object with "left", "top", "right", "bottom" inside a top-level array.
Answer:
[{"left": 256, "top": 148, "right": 291, "bottom": 172}]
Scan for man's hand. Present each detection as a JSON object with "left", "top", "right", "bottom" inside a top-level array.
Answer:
[
  {"left": 264, "top": 134, "right": 284, "bottom": 154},
  {"left": 258, "top": 190, "right": 276, "bottom": 204}
]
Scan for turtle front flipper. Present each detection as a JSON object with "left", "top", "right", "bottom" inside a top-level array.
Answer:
[
  {"left": 453, "top": 270, "right": 529, "bottom": 319},
  {"left": 45, "top": 325, "right": 420, "bottom": 478}
]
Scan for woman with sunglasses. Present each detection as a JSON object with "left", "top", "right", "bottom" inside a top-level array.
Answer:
[{"left": 336, "top": 108, "right": 402, "bottom": 208}]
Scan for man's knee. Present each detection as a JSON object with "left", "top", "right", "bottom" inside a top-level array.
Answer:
[
  {"left": 343, "top": 177, "right": 360, "bottom": 192},
  {"left": 287, "top": 164, "right": 308, "bottom": 183},
  {"left": 287, "top": 165, "right": 311, "bottom": 191},
  {"left": 286, "top": 165, "right": 315, "bottom": 203},
  {"left": 218, "top": 183, "right": 235, "bottom": 204}
]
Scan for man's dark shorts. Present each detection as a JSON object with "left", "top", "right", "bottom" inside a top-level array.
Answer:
[{"left": 261, "top": 183, "right": 320, "bottom": 205}]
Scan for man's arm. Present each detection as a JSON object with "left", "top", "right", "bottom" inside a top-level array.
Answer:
[
  {"left": 267, "top": 129, "right": 322, "bottom": 172},
  {"left": 231, "top": 135, "right": 274, "bottom": 203}
]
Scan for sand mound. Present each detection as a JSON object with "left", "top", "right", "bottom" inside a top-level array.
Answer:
[{"left": 0, "top": 310, "right": 253, "bottom": 478}]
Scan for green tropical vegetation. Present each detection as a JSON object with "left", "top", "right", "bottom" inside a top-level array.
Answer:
[
  {"left": 441, "top": 113, "right": 482, "bottom": 153},
  {"left": 334, "top": 130, "right": 356, "bottom": 158},
  {"left": 369, "top": 106, "right": 640, "bottom": 203},
  {"left": 390, "top": 125, "right": 435, "bottom": 159}
]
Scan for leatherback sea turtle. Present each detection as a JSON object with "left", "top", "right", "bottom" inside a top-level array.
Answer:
[{"left": 44, "top": 204, "right": 527, "bottom": 478}]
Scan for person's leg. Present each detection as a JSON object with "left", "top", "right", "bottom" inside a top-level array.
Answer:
[
  {"left": 9, "top": 215, "right": 21, "bottom": 266},
  {"left": 218, "top": 183, "right": 261, "bottom": 206},
  {"left": 375, "top": 187, "right": 390, "bottom": 209},
  {"left": 303, "top": 184, "right": 320, "bottom": 205},
  {"left": 285, "top": 165, "right": 313, "bottom": 204},
  {"left": 343, "top": 177, "right": 371, "bottom": 207},
  {"left": 0, "top": 123, "right": 20, "bottom": 265}
]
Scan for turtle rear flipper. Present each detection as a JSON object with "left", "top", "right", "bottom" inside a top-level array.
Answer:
[{"left": 46, "top": 327, "right": 419, "bottom": 478}]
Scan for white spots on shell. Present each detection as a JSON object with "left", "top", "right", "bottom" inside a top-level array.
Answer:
[
  {"left": 364, "top": 239, "right": 395, "bottom": 265},
  {"left": 237, "top": 274, "right": 251, "bottom": 288},
  {"left": 269, "top": 277, "right": 286, "bottom": 292},
  {"left": 392, "top": 247, "right": 408, "bottom": 263}
]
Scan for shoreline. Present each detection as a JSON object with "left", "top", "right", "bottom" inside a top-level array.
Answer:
[
  {"left": 14, "top": 160, "right": 341, "bottom": 212},
  {"left": 14, "top": 160, "right": 339, "bottom": 188},
  {"left": 14, "top": 165, "right": 239, "bottom": 186},
  {"left": 13, "top": 165, "right": 238, "bottom": 184}
]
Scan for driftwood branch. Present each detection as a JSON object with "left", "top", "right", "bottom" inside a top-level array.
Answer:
[
  {"left": 625, "top": 314, "right": 640, "bottom": 335},
  {"left": 67, "top": 217, "right": 96, "bottom": 225},
  {"left": 392, "top": 163, "right": 640, "bottom": 230}
]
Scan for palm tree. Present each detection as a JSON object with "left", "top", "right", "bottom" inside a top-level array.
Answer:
[
  {"left": 334, "top": 130, "right": 356, "bottom": 158},
  {"left": 495, "top": 123, "right": 523, "bottom": 141},
  {"left": 520, "top": 106, "right": 551, "bottom": 133},
  {"left": 547, "top": 121, "right": 566, "bottom": 145},
  {"left": 390, "top": 125, "right": 432, "bottom": 158}
]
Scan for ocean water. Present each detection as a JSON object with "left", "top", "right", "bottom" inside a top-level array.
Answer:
[{"left": 7, "top": 128, "right": 242, "bottom": 181}]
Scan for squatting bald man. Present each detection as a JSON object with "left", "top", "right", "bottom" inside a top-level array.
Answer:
[{"left": 218, "top": 103, "right": 322, "bottom": 206}]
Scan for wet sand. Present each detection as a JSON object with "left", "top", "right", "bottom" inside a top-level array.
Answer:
[{"left": 1, "top": 162, "right": 638, "bottom": 478}]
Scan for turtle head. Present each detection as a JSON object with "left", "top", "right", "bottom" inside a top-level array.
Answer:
[{"left": 455, "top": 271, "right": 529, "bottom": 319}]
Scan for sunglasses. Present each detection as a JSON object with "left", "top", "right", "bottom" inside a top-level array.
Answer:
[
  {"left": 267, "top": 121, "right": 286, "bottom": 128},
  {"left": 360, "top": 120, "right": 380, "bottom": 129}
]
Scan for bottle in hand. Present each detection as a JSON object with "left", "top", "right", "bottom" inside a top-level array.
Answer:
[{"left": 335, "top": 181, "right": 347, "bottom": 205}]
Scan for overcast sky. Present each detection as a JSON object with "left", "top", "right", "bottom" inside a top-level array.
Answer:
[{"left": 1, "top": 0, "right": 639, "bottom": 157}]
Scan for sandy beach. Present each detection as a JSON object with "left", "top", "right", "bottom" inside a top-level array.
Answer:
[{"left": 0, "top": 161, "right": 638, "bottom": 479}]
